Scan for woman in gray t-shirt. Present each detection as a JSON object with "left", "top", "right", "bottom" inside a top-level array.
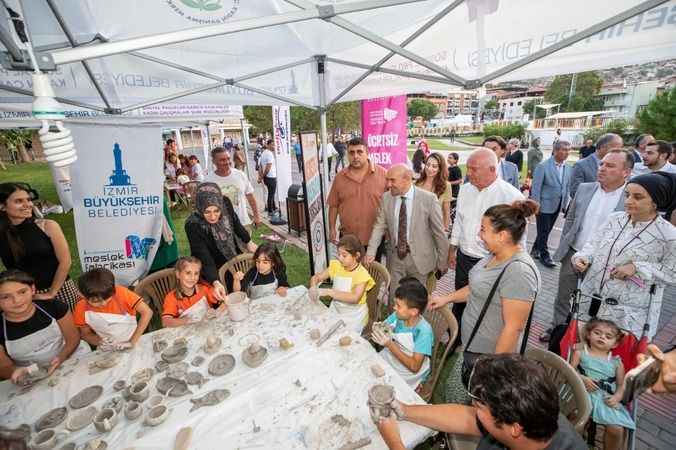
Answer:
[{"left": 430, "top": 200, "right": 540, "bottom": 401}]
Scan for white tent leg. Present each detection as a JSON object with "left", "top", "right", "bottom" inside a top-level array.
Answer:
[{"left": 318, "top": 56, "right": 330, "bottom": 265}]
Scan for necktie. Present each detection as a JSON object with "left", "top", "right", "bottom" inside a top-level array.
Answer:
[{"left": 397, "top": 196, "right": 409, "bottom": 259}]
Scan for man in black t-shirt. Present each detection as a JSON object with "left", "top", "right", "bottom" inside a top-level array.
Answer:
[
  {"left": 446, "top": 152, "right": 463, "bottom": 199},
  {"left": 579, "top": 138, "right": 596, "bottom": 159},
  {"left": 372, "top": 354, "right": 587, "bottom": 450}
]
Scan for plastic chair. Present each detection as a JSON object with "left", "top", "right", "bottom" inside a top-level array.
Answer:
[
  {"left": 218, "top": 253, "right": 255, "bottom": 292},
  {"left": 134, "top": 268, "right": 176, "bottom": 315},
  {"left": 418, "top": 306, "right": 459, "bottom": 402},
  {"left": 363, "top": 261, "right": 391, "bottom": 336},
  {"left": 525, "top": 347, "right": 592, "bottom": 435}
]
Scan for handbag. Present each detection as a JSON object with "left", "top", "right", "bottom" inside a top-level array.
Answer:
[{"left": 460, "top": 261, "right": 538, "bottom": 387}]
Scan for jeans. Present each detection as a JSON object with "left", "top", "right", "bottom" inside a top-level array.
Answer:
[{"left": 263, "top": 176, "right": 277, "bottom": 212}]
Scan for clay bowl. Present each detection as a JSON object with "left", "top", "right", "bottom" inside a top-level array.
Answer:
[
  {"left": 161, "top": 345, "right": 188, "bottom": 363},
  {"left": 167, "top": 362, "right": 189, "bottom": 379},
  {"left": 155, "top": 360, "right": 169, "bottom": 373},
  {"left": 129, "top": 381, "right": 150, "bottom": 402},
  {"left": 93, "top": 408, "right": 118, "bottom": 433},
  {"left": 207, "top": 354, "right": 236, "bottom": 377},
  {"left": 130, "top": 368, "right": 154, "bottom": 384},
  {"left": 124, "top": 401, "right": 142, "bottom": 421},
  {"left": 30, "top": 429, "right": 67, "bottom": 450},
  {"left": 144, "top": 405, "right": 170, "bottom": 427},
  {"left": 78, "top": 439, "right": 107, "bottom": 450},
  {"left": 65, "top": 406, "right": 97, "bottom": 432},
  {"left": 34, "top": 406, "right": 68, "bottom": 432},
  {"left": 146, "top": 395, "right": 163, "bottom": 409},
  {"left": 102, "top": 396, "right": 124, "bottom": 413}
]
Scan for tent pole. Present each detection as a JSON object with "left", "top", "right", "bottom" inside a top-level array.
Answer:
[
  {"left": 0, "top": 83, "right": 107, "bottom": 112},
  {"left": 0, "top": 10, "right": 23, "bottom": 61},
  {"left": 328, "top": 0, "right": 466, "bottom": 105},
  {"left": 326, "top": 57, "right": 462, "bottom": 85},
  {"left": 44, "top": 0, "right": 114, "bottom": 112},
  {"left": 477, "top": 0, "right": 669, "bottom": 85},
  {"left": 240, "top": 118, "right": 255, "bottom": 184},
  {"left": 317, "top": 55, "right": 331, "bottom": 265},
  {"left": 234, "top": 82, "right": 317, "bottom": 110}
]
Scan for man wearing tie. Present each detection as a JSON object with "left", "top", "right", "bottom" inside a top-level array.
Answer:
[
  {"left": 365, "top": 164, "right": 448, "bottom": 298},
  {"left": 530, "top": 140, "right": 572, "bottom": 268}
]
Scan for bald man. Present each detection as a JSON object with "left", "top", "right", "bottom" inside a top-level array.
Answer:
[
  {"left": 449, "top": 149, "right": 525, "bottom": 329},
  {"left": 366, "top": 164, "right": 449, "bottom": 298}
]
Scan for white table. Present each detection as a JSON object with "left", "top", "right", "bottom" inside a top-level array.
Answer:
[{"left": 0, "top": 287, "right": 434, "bottom": 449}]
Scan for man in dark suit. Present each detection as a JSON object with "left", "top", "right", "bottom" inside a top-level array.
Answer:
[
  {"left": 483, "top": 135, "right": 520, "bottom": 189},
  {"left": 578, "top": 139, "right": 596, "bottom": 159},
  {"left": 568, "top": 133, "right": 623, "bottom": 198},
  {"left": 539, "top": 149, "right": 633, "bottom": 342},
  {"left": 530, "top": 140, "right": 572, "bottom": 268}
]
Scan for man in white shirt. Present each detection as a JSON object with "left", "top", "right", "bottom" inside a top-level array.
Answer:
[
  {"left": 205, "top": 147, "right": 261, "bottom": 228},
  {"left": 540, "top": 150, "right": 632, "bottom": 342},
  {"left": 632, "top": 140, "right": 676, "bottom": 176},
  {"left": 449, "top": 148, "right": 525, "bottom": 328},
  {"left": 258, "top": 139, "right": 278, "bottom": 214}
]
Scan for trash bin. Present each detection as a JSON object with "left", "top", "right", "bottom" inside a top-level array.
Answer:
[{"left": 286, "top": 184, "right": 306, "bottom": 236}]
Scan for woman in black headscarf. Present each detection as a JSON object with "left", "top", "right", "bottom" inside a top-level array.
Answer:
[
  {"left": 572, "top": 172, "right": 676, "bottom": 339},
  {"left": 185, "top": 183, "right": 257, "bottom": 299}
]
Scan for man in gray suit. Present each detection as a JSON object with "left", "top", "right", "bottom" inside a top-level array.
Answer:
[
  {"left": 530, "top": 140, "right": 572, "bottom": 268},
  {"left": 365, "top": 164, "right": 449, "bottom": 298},
  {"left": 568, "top": 132, "right": 623, "bottom": 198},
  {"left": 540, "top": 149, "right": 633, "bottom": 342},
  {"left": 484, "top": 135, "right": 520, "bottom": 189}
]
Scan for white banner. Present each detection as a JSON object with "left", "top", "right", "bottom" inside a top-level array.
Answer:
[
  {"left": 272, "top": 106, "right": 293, "bottom": 205},
  {"left": 49, "top": 164, "right": 74, "bottom": 212},
  {"left": 70, "top": 124, "right": 164, "bottom": 286}
]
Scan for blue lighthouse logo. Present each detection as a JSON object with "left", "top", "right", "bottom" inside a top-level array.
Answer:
[{"left": 108, "top": 143, "right": 133, "bottom": 186}]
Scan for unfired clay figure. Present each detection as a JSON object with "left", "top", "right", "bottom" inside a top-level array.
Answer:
[
  {"left": 68, "top": 385, "right": 104, "bottom": 409},
  {"left": 92, "top": 408, "right": 118, "bottom": 433},
  {"left": 241, "top": 343, "right": 268, "bottom": 368},
  {"left": 189, "top": 389, "right": 230, "bottom": 412},
  {"left": 207, "top": 354, "right": 236, "bottom": 376},
  {"left": 339, "top": 336, "right": 352, "bottom": 347},
  {"left": 34, "top": 407, "right": 68, "bottom": 432}
]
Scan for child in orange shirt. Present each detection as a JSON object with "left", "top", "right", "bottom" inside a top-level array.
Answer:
[
  {"left": 162, "top": 256, "right": 225, "bottom": 328},
  {"left": 74, "top": 268, "right": 153, "bottom": 349}
]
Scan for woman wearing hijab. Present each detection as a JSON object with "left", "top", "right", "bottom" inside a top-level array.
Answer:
[
  {"left": 573, "top": 172, "right": 676, "bottom": 339},
  {"left": 185, "top": 183, "right": 257, "bottom": 299}
]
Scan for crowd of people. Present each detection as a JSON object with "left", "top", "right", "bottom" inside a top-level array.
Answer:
[{"left": 2, "top": 131, "right": 676, "bottom": 449}]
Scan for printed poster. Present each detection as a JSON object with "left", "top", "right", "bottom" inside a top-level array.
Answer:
[{"left": 361, "top": 95, "right": 408, "bottom": 169}]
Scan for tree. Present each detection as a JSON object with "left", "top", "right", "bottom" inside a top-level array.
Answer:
[
  {"left": 521, "top": 99, "right": 546, "bottom": 119},
  {"left": 544, "top": 72, "right": 604, "bottom": 112},
  {"left": 327, "top": 101, "right": 360, "bottom": 135},
  {"left": 243, "top": 105, "right": 273, "bottom": 135},
  {"left": 583, "top": 118, "right": 633, "bottom": 144},
  {"left": 637, "top": 87, "right": 676, "bottom": 140},
  {"left": 407, "top": 99, "right": 438, "bottom": 121},
  {"left": 0, "top": 129, "right": 33, "bottom": 163},
  {"left": 483, "top": 122, "right": 525, "bottom": 139},
  {"left": 483, "top": 98, "right": 498, "bottom": 111}
]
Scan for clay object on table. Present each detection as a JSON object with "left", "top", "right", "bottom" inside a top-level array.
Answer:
[
  {"left": 189, "top": 389, "right": 230, "bottom": 412},
  {"left": 152, "top": 339, "right": 168, "bottom": 353},
  {"left": 167, "top": 379, "right": 192, "bottom": 397},
  {"left": 21, "top": 365, "right": 50, "bottom": 386},
  {"left": 155, "top": 376, "right": 182, "bottom": 395},
  {"left": 155, "top": 360, "right": 169, "bottom": 373},
  {"left": 338, "top": 437, "right": 372, "bottom": 450},
  {"left": 370, "top": 364, "right": 385, "bottom": 378},
  {"left": 68, "top": 385, "right": 104, "bottom": 409},
  {"left": 309, "top": 329, "right": 321, "bottom": 340},
  {"left": 88, "top": 354, "right": 120, "bottom": 375},
  {"left": 173, "top": 337, "right": 188, "bottom": 348},
  {"left": 30, "top": 429, "right": 68, "bottom": 450},
  {"left": 59, "top": 443, "right": 76, "bottom": 450},
  {"left": 339, "top": 336, "right": 352, "bottom": 347},
  {"left": 279, "top": 338, "right": 294, "bottom": 350},
  {"left": 102, "top": 396, "right": 124, "bottom": 414},
  {"left": 368, "top": 384, "right": 395, "bottom": 418},
  {"left": 316, "top": 320, "right": 346, "bottom": 347},
  {"left": 185, "top": 371, "right": 207, "bottom": 387},
  {"left": 65, "top": 406, "right": 97, "bottom": 431},
  {"left": 331, "top": 414, "right": 350, "bottom": 427},
  {"left": 174, "top": 427, "right": 193, "bottom": 450},
  {"left": 161, "top": 345, "right": 188, "bottom": 363},
  {"left": 241, "top": 343, "right": 268, "bottom": 368},
  {"left": 144, "top": 405, "right": 170, "bottom": 427},
  {"left": 147, "top": 395, "right": 163, "bottom": 409},
  {"left": 167, "top": 362, "right": 189, "bottom": 379},
  {"left": 34, "top": 406, "right": 68, "bottom": 432},
  {"left": 371, "top": 321, "right": 394, "bottom": 339},
  {"left": 131, "top": 368, "right": 154, "bottom": 384},
  {"left": 113, "top": 380, "right": 127, "bottom": 392},
  {"left": 93, "top": 408, "right": 118, "bottom": 433},
  {"left": 202, "top": 335, "right": 222, "bottom": 355},
  {"left": 124, "top": 401, "right": 142, "bottom": 421},
  {"left": 129, "top": 381, "right": 150, "bottom": 402},
  {"left": 79, "top": 439, "right": 107, "bottom": 450},
  {"left": 207, "top": 354, "right": 236, "bottom": 376},
  {"left": 226, "top": 292, "right": 249, "bottom": 321},
  {"left": 190, "top": 356, "right": 205, "bottom": 367}
]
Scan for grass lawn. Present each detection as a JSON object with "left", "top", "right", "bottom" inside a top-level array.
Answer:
[
  {"left": 1, "top": 162, "right": 311, "bottom": 287},
  {"left": 457, "top": 135, "right": 484, "bottom": 144}
]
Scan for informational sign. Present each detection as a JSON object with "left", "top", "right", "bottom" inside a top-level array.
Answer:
[
  {"left": 70, "top": 124, "right": 164, "bottom": 285},
  {"left": 361, "top": 95, "right": 408, "bottom": 168},
  {"left": 300, "top": 132, "right": 328, "bottom": 276},
  {"left": 272, "top": 106, "right": 293, "bottom": 205}
]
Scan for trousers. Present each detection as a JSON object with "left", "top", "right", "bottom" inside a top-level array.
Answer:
[
  {"left": 533, "top": 207, "right": 560, "bottom": 258},
  {"left": 551, "top": 247, "right": 580, "bottom": 327},
  {"left": 388, "top": 251, "right": 427, "bottom": 300},
  {"left": 263, "top": 176, "right": 277, "bottom": 212}
]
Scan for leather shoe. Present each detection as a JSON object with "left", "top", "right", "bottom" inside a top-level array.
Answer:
[
  {"left": 541, "top": 256, "right": 556, "bottom": 268},
  {"left": 539, "top": 328, "right": 552, "bottom": 342},
  {"left": 530, "top": 248, "right": 540, "bottom": 260}
]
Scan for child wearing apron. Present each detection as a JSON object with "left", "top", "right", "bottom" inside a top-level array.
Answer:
[
  {"left": 162, "top": 257, "right": 225, "bottom": 327},
  {"left": 371, "top": 278, "right": 433, "bottom": 389},
  {"left": 310, "top": 235, "right": 375, "bottom": 333},
  {"left": 233, "top": 243, "right": 289, "bottom": 300},
  {"left": 74, "top": 268, "right": 153, "bottom": 349},
  {"left": 0, "top": 270, "right": 90, "bottom": 383}
]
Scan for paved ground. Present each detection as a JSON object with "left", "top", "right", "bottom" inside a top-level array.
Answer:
[{"left": 245, "top": 149, "right": 675, "bottom": 450}]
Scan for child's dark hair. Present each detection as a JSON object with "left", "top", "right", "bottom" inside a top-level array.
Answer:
[
  {"left": 584, "top": 318, "right": 622, "bottom": 344},
  {"left": 254, "top": 243, "right": 285, "bottom": 274},
  {"left": 394, "top": 277, "right": 428, "bottom": 313},
  {"left": 0, "top": 269, "right": 35, "bottom": 288},
  {"left": 337, "top": 234, "right": 363, "bottom": 262},
  {"left": 175, "top": 256, "right": 202, "bottom": 272},
  {"left": 78, "top": 268, "right": 116, "bottom": 300}
]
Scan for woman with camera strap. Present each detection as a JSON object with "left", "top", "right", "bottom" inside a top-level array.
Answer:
[{"left": 572, "top": 172, "right": 676, "bottom": 340}]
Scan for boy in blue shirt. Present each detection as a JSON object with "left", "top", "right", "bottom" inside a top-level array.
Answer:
[{"left": 372, "top": 277, "right": 434, "bottom": 389}]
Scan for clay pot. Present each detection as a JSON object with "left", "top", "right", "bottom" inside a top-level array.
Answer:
[
  {"left": 65, "top": 406, "right": 97, "bottom": 431},
  {"left": 226, "top": 292, "right": 249, "bottom": 321},
  {"left": 93, "top": 408, "right": 118, "bottom": 433},
  {"left": 144, "top": 405, "right": 170, "bottom": 427},
  {"left": 368, "top": 384, "right": 395, "bottom": 418},
  {"left": 146, "top": 395, "right": 163, "bottom": 409},
  {"left": 124, "top": 401, "right": 142, "bottom": 421},
  {"left": 129, "top": 381, "right": 150, "bottom": 402},
  {"left": 30, "top": 429, "right": 68, "bottom": 450}
]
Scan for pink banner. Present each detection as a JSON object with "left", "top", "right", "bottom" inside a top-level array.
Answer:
[{"left": 361, "top": 95, "right": 408, "bottom": 169}]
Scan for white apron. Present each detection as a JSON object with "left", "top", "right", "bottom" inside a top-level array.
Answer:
[
  {"left": 329, "top": 275, "right": 368, "bottom": 333},
  {"left": 3, "top": 303, "right": 89, "bottom": 367},
  {"left": 178, "top": 296, "right": 209, "bottom": 323},
  {"left": 380, "top": 331, "right": 430, "bottom": 389},
  {"left": 84, "top": 297, "right": 137, "bottom": 343},
  {"left": 247, "top": 271, "right": 278, "bottom": 300}
]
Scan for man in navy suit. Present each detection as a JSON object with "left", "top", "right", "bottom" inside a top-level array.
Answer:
[
  {"left": 530, "top": 140, "right": 572, "bottom": 268},
  {"left": 483, "top": 135, "right": 520, "bottom": 189}
]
